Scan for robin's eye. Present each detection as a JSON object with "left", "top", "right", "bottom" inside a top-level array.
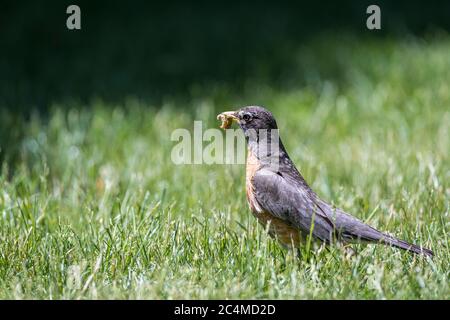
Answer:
[{"left": 242, "top": 113, "right": 251, "bottom": 121}]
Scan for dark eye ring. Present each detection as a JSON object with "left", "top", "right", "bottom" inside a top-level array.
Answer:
[{"left": 242, "top": 113, "right": 251, "bottom": 121}]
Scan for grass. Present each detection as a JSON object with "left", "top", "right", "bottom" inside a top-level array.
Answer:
[{"left": 0, "top": 34, "right": 449, "bottom": 299}]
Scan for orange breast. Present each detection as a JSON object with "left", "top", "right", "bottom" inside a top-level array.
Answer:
[
  {"left": 245, "top": 148, "right": 302, "bottom": 248},
  {"left": 253, "top": 211, "right": 302, "bottom": 248},
  {"left": 246, "top": 149, "right": 261, "bottom": 213}
]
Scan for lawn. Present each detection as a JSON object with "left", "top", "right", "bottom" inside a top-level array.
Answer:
[{"left": 0, "top": 34, "right": 449, "bottom": 299}]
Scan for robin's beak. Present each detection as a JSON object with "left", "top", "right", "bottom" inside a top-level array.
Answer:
[{"left": 217, "top": 111, "right": 238, "bottom": 129}]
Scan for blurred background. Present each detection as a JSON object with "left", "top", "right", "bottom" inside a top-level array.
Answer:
[
  {"left": 1, "top": 0, "right": 450, "bottom": 163},
  {"left": 1, "top": 0, "right": 449, "bottom": 166},
  {"left": 1, "top": 0, "right": 450, "bottom": 110}
]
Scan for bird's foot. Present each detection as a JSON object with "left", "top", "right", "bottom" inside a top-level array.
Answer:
[{"left": 342, "top": 244, "right": 357, "bottom": 259}]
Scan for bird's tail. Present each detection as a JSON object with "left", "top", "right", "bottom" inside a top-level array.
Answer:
[
  {"left": 340, "top": 217, "right": 434, "bottom": 257},
  {"left": 379, "top": 234, "right": 434, "bottom": 257}
]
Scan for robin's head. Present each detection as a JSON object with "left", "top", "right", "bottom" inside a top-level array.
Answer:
[
  {"left": 218, "top": 106, "right": 285, "bottom": 161},
  {"left": 217, "top": 106, "right": 278, "bottom": 133}
]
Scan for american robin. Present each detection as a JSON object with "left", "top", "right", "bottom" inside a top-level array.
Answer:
[{"left": 217, "top": 106, "right": 433, "bottom": 257}]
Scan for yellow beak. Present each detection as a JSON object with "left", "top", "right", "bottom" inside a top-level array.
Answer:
[{"left": 217, "top": 111, "right": 238, "bottom": 129}]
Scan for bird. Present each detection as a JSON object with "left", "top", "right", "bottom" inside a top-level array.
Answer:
[{"left": 217, "top": 106, "right": 433, "bottom": 257}]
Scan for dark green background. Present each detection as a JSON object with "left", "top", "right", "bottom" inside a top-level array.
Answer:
[{"left": 1, "top": 1, "right": 449, "bottom": 111}]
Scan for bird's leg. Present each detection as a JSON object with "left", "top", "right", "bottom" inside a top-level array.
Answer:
[{"left": 342, "top": 244, "right": 357, "bottom": 259}]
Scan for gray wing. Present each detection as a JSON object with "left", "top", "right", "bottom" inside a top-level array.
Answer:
[{"left": 252, "top": 169, "right": 336, "bottom": 243}]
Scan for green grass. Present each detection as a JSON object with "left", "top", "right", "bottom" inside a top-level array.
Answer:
[{"left": 0, "top": 34, "right": 449, "bottom": 299}]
